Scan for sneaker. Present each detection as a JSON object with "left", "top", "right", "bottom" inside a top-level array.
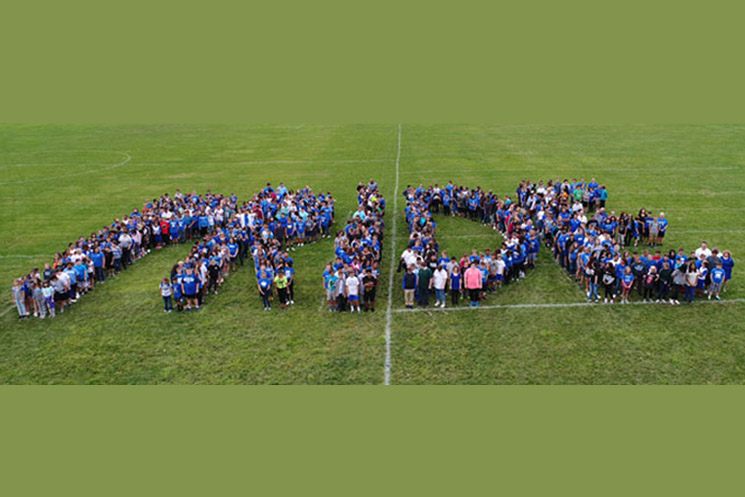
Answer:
[{"left": 715, "top": 296, "right": 721, "bottom": 301}]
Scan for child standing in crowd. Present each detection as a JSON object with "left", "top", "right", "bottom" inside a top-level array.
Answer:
[
  {"left": 432, "top": 264, "right": 448, "bottom": 308},
  {"left": 450, "top": 264, "right": 462, "bottom": 306},
  {"left": 642, "top": 266, "right": 659, "bottom": 302},
  {"left": 602, "top": 265, "right": 616, "bottom": 304},
  {"left": 323, "top": 265, "right": 339, "bottom": 312},
  {"left": 181, "top": 268, "right": 200, "bottom": 311},
  {"left": 344, "top": 271, "right": 361, "bottom": 313},
  {"left": 464, "top": 261, "right": 483, "bottom": 307},
  {"left": 274, "top": 271, "right": 290, "bottom": 310},
  {"left": 42, "top": 282, "right": 56, "bottom": 318},
  {"left": 12, "top": 279, "right": 28, "bottom": 319},
  {"left": 160, "top": 278, "right": 173, "bottom": 313},
  {"left": 721, "top": 250, "right": 734, "bottom": 292},
  {"left": 685, "top": 262, "right": 698, "bottom": 303},
  {"left": 257, "top": 267, "right": 273, "bottom": 311},
  {"left": 362, "top": 268, "right": 378, "bottom": 312},
  {"left": 620, "top": 266, "right": 634, "bottom": 304},
  {"left": 402, "top": 265, "right": 417, "bottom": 309},
  {"left": 708, "top": 263, "right": 726, "bottom": 301}
]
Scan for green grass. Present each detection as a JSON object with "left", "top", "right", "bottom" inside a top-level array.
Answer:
[{"left": 1, "top": 124, "right": 743, "bottom": 384}]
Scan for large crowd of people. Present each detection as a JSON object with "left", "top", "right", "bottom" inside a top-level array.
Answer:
[
  {"left": 513, "top": 179, "right": 735, "bottom": 304},
  {"left": 12, "top": 183, "right": 335, "bottom": 319},
  {"left": 397, "top": 178, "right": 735, "bottom": 308},
  {"left": 321, "top": 180, "right": 386, "bottom": 312},
  {"left": 164, "top": 183, "right": 334, "bottom": 313},
  {"left": 10, "top": 177, "right": 736, "bottom": 319},
  {"left": 398, "top": 182, "right": 541, "bottom": 308}
]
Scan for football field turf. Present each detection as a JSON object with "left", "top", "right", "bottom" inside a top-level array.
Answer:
[{"left": 1, "top": 124, "right": 743, "bottom": 384}]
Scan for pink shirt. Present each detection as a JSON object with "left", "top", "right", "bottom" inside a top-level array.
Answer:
[{"left": 464, "top": 267, "right": 483, "bottom": 290}]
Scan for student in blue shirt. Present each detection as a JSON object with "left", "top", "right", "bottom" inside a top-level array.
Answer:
[
  {"left": 708, "top": 263, "right": 726, "bottom": 300},
  {"left": 656, "top": 212, "right": 669, "bottom": 246},
  {"left": 257, "top": 266, "right": 273, "bottom": 311},
  {"left": 620, "top": 266, "right": 635, "bottom": 303},
  {"left": 90, "top": 247, "right": 105, "bottom": 282},
  {"left": 449, "top": 265, "right": 462, "bottom": 306},
  {"left": 721, "top": 250, "right": 734, "bottom": 292},
  {"left": 180, "top": 268, "right": 200, "bottom": 311}
]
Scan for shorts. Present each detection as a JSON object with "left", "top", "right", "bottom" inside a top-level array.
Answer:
[
  {"left": 348, "top": 294, "right": 359, "bottom": 302},
  {"left": 326, "top": 290, "right": 336, "bottom": 301},
  {"left": 185, "top": 292, "right": 196, "bottom": 299},
  {"left": 363, "top": 290, "right": 376, "bottom": 303},
  {"left": 496, "top": 274, "right": 504, "bottom": 281},
  {"left": 54, "top": 292, "right": 66, "bottom": 302}
]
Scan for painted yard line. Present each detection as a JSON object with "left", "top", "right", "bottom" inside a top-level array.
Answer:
[
  {"left": 392, "top": 298, "right": 745, "bottom": 314},
  {"left": 0, "top": 304, "right": 16, "bottom": 319},
  {"left": 0, "top": 254, "right": 50, "bottom": 259},
  {"left": 384, "top": 124, "right": 402, "bottom": 386},
  {"left": 0, "top": 158, "right": 393, "bottom": 167},
  {"left": 0, "top": 152, "right": 132, "bottom": 186},
  {"left": 406, "top": 166, "right": 743, "bottom": 174}
]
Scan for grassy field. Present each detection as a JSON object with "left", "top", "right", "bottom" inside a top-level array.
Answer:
[{"left": 1, "top": 124, "right": 743, "bottom": 384}]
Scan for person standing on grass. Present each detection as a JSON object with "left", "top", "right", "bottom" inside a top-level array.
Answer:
[
  {"left": 431, "top": 264, "right": 448, "bottom": 308},
  {"left": 656, "top": 212, "right": 668, "bottom": 246},
  {"left": 41, "top": 281, "right": 56, "bottom": 318},
  {"left": 642, "top": 266, "right": 659, "bottom": 302},
  {"left": 586, "top": 259, "right": 600, "bottom": 303},
  {"left": 464, "top": 261, "right": 483, "bottom": 307},
  {"left": 181, "top": 267, "right": 200, "bottom": 311},
  {"left": 402, "top": 265, "right": 417, "bottom": 309},
  {"left": 450, "top": 264, "right": 462, "bottom": 306},
  {"left": 696, "top": 261, "right": 709, "bottom": 298},
  {"left": 274, "top": 271, "right": 290, "bottom": 310},
  {"left": 671, "top": 263, "right": 686, "bottom": 305},
  {"left": 257, "top": 267, "right": 273, "bottom": 311},
  {"left": 602, "top": 264, "right": 616, "bottom": 304},
  {"left": 620, "top": 266, "right": 634, "bottom": 304},
  {"left": 323, "top": 265, "right": 339, "bottom": 312},
  {"left": 344, "top": 270, "right": 361, "bottom": 313},
  {"left": 160, "top": 277, "right": 173, "bottom": 313},
  {"left": 685, "top": 262, "right": 698, "bottom": 304},
  {"left": 416, "top": 261, "right": 433, "bottom": 307},
  {"left": 658, "top": 261, "right": 673, "bottom": 303},
  {"left": 282, "top": 262, "right": 296, "bottom": 306},
  {"left": 362, "top": 268, "right": 378, "bottom": 312},
  {"left": 32, "top": 282, "right": 46, "bottom": 319},
  {"left": 708, "top": 263, "right": 726, "bottom": 300},
  {"left": 91, "top": 246, "right": 105, "bottom": 283},
  {"left": 721, "top": 250, "right": 734, "bottom": 292},
  {"left": 12, "top": 279, "right": 28, "bottom": 319}
]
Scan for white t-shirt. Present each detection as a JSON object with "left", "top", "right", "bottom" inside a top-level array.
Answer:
[
  {"left": 345, "top": 276, "right": 360, "bottom": 296},
  {"left": 401, "top": 249, "right": 418, "bottom": 267},
  {"left": 695, "top": 247, "right": 712, "bottom": 259},
  {"left": 495, "top": 259, "right": 506, "bottom": 275},
  {"left": 432, "top": 269, "right": 448, "bottom": 290}
]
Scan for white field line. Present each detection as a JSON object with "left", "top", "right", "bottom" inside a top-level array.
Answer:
[
  {"left": 384, "top": 124, "right": 402, "bottom": 386},
  {"left": 0, "top": 152, "right": 132, "bottom": 186},
  {"left": 0, "top": 254, "right": 50, "bottom": 259},
  {"left": 0, "top": 305, "right": 16, "bottom": 319},
  {"left": 392, "top": 298, "right": 745, "bottom": 314},
  {"left": 0, "top": 158, "right": 392, "bottom": 167}
]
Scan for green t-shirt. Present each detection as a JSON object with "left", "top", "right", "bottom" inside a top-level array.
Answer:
[{"left": 274, "top": 275, "right": 288, "bottom": 289}]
